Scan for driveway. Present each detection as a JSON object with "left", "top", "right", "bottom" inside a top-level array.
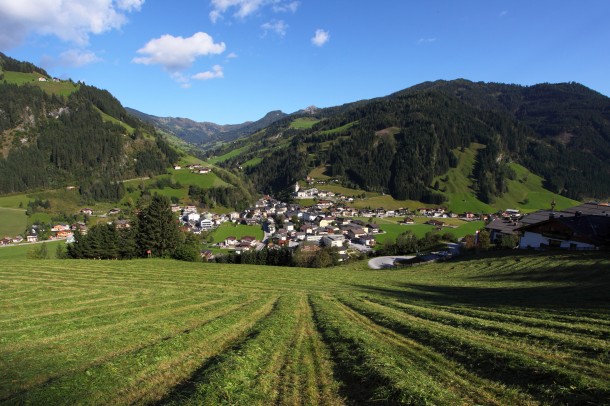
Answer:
[{"left": 368, "top": 256, "right": 415, "bottom": 269}]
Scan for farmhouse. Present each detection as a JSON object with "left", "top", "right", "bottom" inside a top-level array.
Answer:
[
  {"left": 80, "top": 208, "right": 93, "bottom": 215},
  {"left": 518, "top": 214, "right": 610, "bottom": 250},
  {"left": 322, "top": 234, "right": 345, "bottom": 248}
]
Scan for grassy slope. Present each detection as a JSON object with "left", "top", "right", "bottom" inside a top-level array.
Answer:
[
  {"left": 289, "top": 118, "right": 320, "bottom": 129},
  {"left": 0, "top": 207, "right": 27, "bottom": 237},
  {"left": 0, "top": 251, "right": 608, "bottom": 404},
  {"left": 210, "top": 223, "right": 264, "bottom": 242},
  {"left": 3, "top": 71, "right": 78, "bottom": 97},
  {"left": 437, "top": 143, "right": 580, "bottom": 213}
]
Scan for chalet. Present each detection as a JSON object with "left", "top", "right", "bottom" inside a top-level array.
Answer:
[
  {"left": 316, "top": 200, "right": 333, "bottom": 209},
  {"left": 200, "top": 250, "right": 215, "bottom": 261},
  {"left": 0, "top": 238, "right": 11, "bottom": 246},
  {"left": 171, "top": 204, "right": 182, "bottom": 213},
  {"left": 518, "top": 214, "right": 610, "bottom": 250},
  {"left": 241, "top": 236, "right": 257, "bottom": 247},
  {"left": 182, "top": 205, "right": 196, "bottom": 214},
  {"left": 401, "top": 217, "right": 415, "bottom": 225},
  {"left": 224, "top": 236, "right": 237, "bottom": 247},
  {"left": 51, "top": 224, "right": 70, "bottom": 232},
  {"left": 346, "top": 227, "right": 366, "bottom": 240},
  {"left": 185, "top": 212, "right": 201, "bottom": 222},
  {"left": 56, "top": 230, "right": 73, "bottom": 239},
  {"left": 229, "top": 212, "right": 241, "bottom": 221},
  {"left": 174, "top": 165, "right": 182, "bottom": 170},
  {"left": 426, "top": 219, "right": 445, "bottom": 227},
  {"left": 300, "top": 224, "right": 314, "bottom": 234},
  {"left": 367, "top": 223, "right": 381, "bottom": 233},
  {"left": 357, "top": 235, "right": 376, "bottom": 247},
  {"left": 12, "top": 236, "right": 24, "bottom": 244},
  {"left": 197, "top": 168, "right": 211, "bottom": 174},
  {"left": 26, "top": 235, "right": 38, "bottom": 243},
  {"left": 38, "top": 77, "right": 47, "bottom": 82},
  {"left": 115, "top": 220, "right": 131, "bottom": 229},
  {"left": 80, "top": 208, "right": 94, "bottom": 215},
  {"left": 485, "top": 218, "right": 521, "bottom": 243}
]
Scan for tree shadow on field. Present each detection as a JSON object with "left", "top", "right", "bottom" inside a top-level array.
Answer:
[{"left": 356, "top": 282, "right": 610, "bottom": 309}]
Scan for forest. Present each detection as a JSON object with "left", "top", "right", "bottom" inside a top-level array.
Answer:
[
  {"left": 242, "top": 80, "right": 610, "bottom": 202},
  {"left": 0, "top": 58, "right": 178, "bottom": 200}
]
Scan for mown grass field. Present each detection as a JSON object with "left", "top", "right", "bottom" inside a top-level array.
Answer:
[
  {"left": 209, "top": 223, "right": 264, "bottom": 242},
  {"left": 0, "top": 251, "right": 608, "bottom": 405},
  {"left": 0, "top": 207, "right": 27, "bottom": 237},
  {"left": 3, "top": 71, "right": 78, "bottom": 97}
]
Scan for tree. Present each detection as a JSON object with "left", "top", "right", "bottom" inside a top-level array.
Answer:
[
  {"left": 136, "top": 195, "right": 180, "bottom": 258},
  {"left": 28, "top": 243, "right": 49, "bottom": 259}
]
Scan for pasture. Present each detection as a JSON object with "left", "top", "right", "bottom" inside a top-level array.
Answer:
[
  {"left": 0, "top": 207, "right": 27, "bottom": 237},
  {"left": 0, "top": 251, "right": 608, "bottom": 405}
]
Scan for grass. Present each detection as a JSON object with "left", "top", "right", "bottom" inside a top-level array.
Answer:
[
  {"left": 0, "top": 251, "right": 608, "bottom": 404},
  {"left": 209, "top": 223, "right": 264, "bottom": 242},
  {"left": 289, "top": 118, "right": 320, "bottom": 129},
  {"left": 436, "top": 144, "right": 580, "bottom": 213},
  {"left": 208, "top": 145, "right": 249, "bottom": 164},
  {"left": 94, "top": 106, "right": 135, "bottom": 134},
  {"left": 0, "top": 193, "right": 32, "bottom": 209},
  {"left": 0, "top": 208, "right": 28, "bottom": 237},
  {"left": 0, "top": 240, "right": 64, "bottom": 260},
  {"left": 3, "top": 71, "right": 78, "bottom": 97}
]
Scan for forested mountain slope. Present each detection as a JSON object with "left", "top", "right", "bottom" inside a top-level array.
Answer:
[
  {"left": 0, "top": 53, "right": 179, "bottom": 201},
  {"left": 211, "top": 79, "right": 610, "bottom": 203}
]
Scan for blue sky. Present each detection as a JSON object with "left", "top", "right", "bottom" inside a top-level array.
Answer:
[{"left": 1, "top": 1, "right": 609, "bottom": 124}]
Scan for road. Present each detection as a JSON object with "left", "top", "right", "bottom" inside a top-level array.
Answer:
[{"left": 368, "top": 256, "right": 415, "bottom": 269}]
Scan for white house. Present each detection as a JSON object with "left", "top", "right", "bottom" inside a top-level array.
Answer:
[{"left": 322, "top": 234, "right": 345, "bottom": 248}]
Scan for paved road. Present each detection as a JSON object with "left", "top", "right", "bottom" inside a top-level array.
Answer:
[{"left": 368, "top": 256, "right": 415, "bottom": 269}]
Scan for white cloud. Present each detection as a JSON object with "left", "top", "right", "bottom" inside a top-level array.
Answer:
[
  {"left": 209, "top": 0, "right": 298, "bottom": 22},
  {"left": 311, "top": 29, "right": 329, "bottom": 47},
  {"left": 133, "top": 32, "right": 226, "bottom": 71},
  {"left": 58, "top": 49, "right": 102, "bottom": 67},
  {"left": 0, "top": 0, "right": 143, "bottom": 48},
  {"left": 272, "top": 1, "right": 299, "bottom": 13},
  {"left": 417, "top": 37, "right": 437, "bottom": 44},
  {"left": 192, "top": 65, "right": 224, "bottom": 80},
  {"left": 261, "top": 20, "right": 287, "bottom": 37},
  {"left": 227, "top": 52, "right": 238, "bottom": 58}
]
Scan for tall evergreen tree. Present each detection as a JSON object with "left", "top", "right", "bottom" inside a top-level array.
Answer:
[{"left": 136, "top": 195, "right": 180, "bottom": 258}]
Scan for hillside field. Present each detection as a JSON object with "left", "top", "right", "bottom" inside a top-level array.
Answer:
[
  {"left": 0, "top": 207, "right": 27, "bottom": 237},
  {"left": 0, "top": 251, "right": 608, "bottom": 405}
]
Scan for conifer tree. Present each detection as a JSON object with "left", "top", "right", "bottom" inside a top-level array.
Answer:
[{"left": 136, "top": 195, "right": 180, "bottom": 258}]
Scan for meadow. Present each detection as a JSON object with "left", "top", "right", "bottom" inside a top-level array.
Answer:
[
  {"left": 0, "top": 251, "right": 608, "bottom": 405},
  {"left": 0, "top": 208, "right": 27, "bottom": 237}
]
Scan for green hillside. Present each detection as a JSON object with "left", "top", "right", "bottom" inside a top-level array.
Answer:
[
  {"left": 2, "top": 71, "right": 78, "bottom": 97},
  {"left": 0, "top": 252, "right": 608, "bottom": 404},
  {"left": 435, "top": 143, "right": 579, "bottom": 213}
]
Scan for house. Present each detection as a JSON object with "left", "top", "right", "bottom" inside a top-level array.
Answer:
[
  {"left": 57, "top": 230, "right": 73, "bottom": 239},
  {"left": 241, "top": 236, "right": 258, "bottom": 247},
  {"left": 12, "top": 236, "right": 24, "bottom": 244},
  {"left": 114, "top": 220, "right": 131, "bottom": 229},
  {"left": 200, "top": 250, "right": 215, "bottom": 262},
  {"left": 346, "top": 227, "right": 366, "bottom": 240},
  {"left": 108, "top": 208, "right": 121, "bottom": 215},
  {"left": 322, "top": 234, "right": 346, "bottom": 248},
  {"left": 38, "top": 77, "right": 47, "bottom": 82},
  {"left": 171, "top": 204, "right": 182, "bottom": 213},
  {"left": 401, "top": 217, "right": 415, "bottom": 225},
  {"left": 51, "top": 224, "right": 70, "bottom": 232},
  {"left": 357, "top": 235, "right": 377, "bottom": 247},
  {"left": 184, "top": 205, "right": 198, "bottom": 213},
  {"left": 485, "top": 218, "right": 521, "bottom": 243},
  {"left": 200, "top": 218, "right": 214, "bottom": 230},
  {"left": 224, "top": 236, "right": 237, "bottom": 247},
  {"left": 26, "top": 235, "right": 38, "bottom": 243},
  {"left": 426, "top": 219, "right": 445, "bottom": 227},
  {"left": 0, "top": 238, "right": 11, "bottom": 246},
  {"left": 518, "top": 214, "right": 610, "bottom": 250},
  {"left": 174, "top": 165, "right": 182, "bottom": 170},
  {"left": 80, "top": 208, "right": 94, "bottom": 215}
]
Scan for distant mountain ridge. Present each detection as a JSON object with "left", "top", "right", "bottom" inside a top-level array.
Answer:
[{"left": 127, "top": 107, "right": 287, "bottom": 146}]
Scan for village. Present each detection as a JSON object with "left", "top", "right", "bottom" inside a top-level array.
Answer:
[{"left": 2, "top": 176, "right": 609, "bottom": 256}]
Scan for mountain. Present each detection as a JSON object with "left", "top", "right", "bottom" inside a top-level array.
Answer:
[
  {"left": 126, "top": 107, "right": 287, "bottom": 147},
  {"left": 0, "top": 53, "right": 179, "bottom": 201},
  {"left": 208, "top": 79, "right": 610, "bottom": 204}
]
